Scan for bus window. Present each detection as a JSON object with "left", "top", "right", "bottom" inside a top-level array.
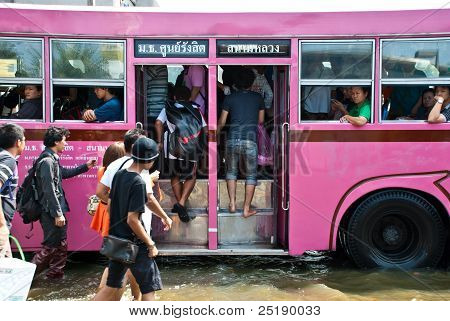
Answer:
[
  {"left": 381, "top": 39, "right": 450, "bottom": 121},
  {"left": 300, "top": 85, "right": 372, "bottom": 123},
  {"left": 51, "top": 39, "right": 126, "bottom": 122},
  {"left": 52, "top": 85, "right": 124, "bottom": 122},
  {"left": 0, "top": 38, "right": 44, "bottom": 121},
  {"left": 299, "top": 41, "right": 374, "bottom": 122}
]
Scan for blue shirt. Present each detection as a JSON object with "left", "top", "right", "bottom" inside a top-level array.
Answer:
[{"left": 94, "top": 97, "right": 123, "bottom": 122}]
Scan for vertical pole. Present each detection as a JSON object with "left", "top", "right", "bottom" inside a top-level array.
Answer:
[{"left": 207, "top": 41, "right": 218, "bottom": 250}]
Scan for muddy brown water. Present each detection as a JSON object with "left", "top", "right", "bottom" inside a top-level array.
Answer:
[{"left": 27, "top": 252, "right": 450, "bottom": 301}]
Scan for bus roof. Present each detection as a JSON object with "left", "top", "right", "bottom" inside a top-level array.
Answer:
[{"left": 0, "top": 0, "right": 449, "bottom": 13}]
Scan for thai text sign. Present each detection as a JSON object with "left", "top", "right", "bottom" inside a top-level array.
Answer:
[
  {"left": 134, "top": 39, "right": 209, "bottom": 58},
  {"left": 216, "top": 39, "right": 291, "bottom": 57}
]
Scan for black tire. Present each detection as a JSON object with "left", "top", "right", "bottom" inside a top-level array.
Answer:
[{"left": 346, "top": 190, "right": 447, "bottom": 269}]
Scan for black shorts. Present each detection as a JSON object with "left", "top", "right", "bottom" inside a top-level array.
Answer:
[
  {"left": 106, "top": 244, "right": 162, "bottom": 294},
  {"left": 167, "top": 159, "right": 197, "bottom": 180}
]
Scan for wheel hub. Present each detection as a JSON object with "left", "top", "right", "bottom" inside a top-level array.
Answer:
[{"left": 382, "top": 225, "right": 401, "bottom": 245}]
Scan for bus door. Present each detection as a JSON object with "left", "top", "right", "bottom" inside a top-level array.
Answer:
[
  {"left": 135, "top": 64, "right": 210, "bottom": 252},
  {"left": 216, "top": 65, "right": 289, "bottom": 253}
]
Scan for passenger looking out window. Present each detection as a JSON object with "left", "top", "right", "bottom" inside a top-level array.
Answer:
[
  {"left": 399, "top": 89, "right": 435, "bottom": 120},
  {"left": 217, "top": 68, "right": 265, "bottom": 217},
  {"left": 82, "top": 87, "right": 123, "bottom": 122},
  {"left": 332, "top": 86, "right": 371, "bottom": 126},
  {"left": 9, "top": 85, "right": 43, "bottom": 120},
  {"left": 428, "top": 86, "right": 450, "bottom": 123}
]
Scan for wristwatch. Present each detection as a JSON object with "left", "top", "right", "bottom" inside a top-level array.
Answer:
[{"left": 437, "top": 98, "right": 444, "bottom": 104}]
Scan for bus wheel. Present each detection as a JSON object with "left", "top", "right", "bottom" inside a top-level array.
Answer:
[{"left": 347, "top": 190, "right": 447, "bottom": 269}]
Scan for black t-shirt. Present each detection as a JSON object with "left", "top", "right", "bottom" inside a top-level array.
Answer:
[
  {"left": 222, "top": 90, "right": 265, "bottom": 142},
  {"left": 109, "top": 169, "right": 148, "bottom": 242},
  {"left": 0, "top": 149, "right": 18, "bottom": 230}
]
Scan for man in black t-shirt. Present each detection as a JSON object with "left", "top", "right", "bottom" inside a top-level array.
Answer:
[
  {"left": 0, "top": 123, "right": 26, "bottom": 258},
  {"left": 217, "top": 68, "right": 265, "bottom": 218},
  {"left": 93, "top": 137, "right": 162, "bottom": 301}
]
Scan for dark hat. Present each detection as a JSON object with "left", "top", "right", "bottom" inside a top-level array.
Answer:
[{"left": 131, "top": 137, "right": 159, "bottom": 163}]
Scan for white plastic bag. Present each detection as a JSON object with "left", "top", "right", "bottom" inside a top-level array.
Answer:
[{"left": 0, "top": 258, "right": 36, "bottom": 301}]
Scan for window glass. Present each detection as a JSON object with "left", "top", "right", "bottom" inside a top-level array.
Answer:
[
  {"left": 382, "top": 40, "right": 450, "bottom": 78},
  {"left": 0, "top": 83, "right": 43, "bottom": 120},
  {"left": 0, "top": 39, "right": 42, "bottom": 78},
  {"left": 300, "top": 85, "right": 372, "bottom": 121},
  {"left": 301, "top": 42, "right": 373, "bottom": 79},
  {"left": 52, "top": 40, "right": 124, "bottom": 80}
]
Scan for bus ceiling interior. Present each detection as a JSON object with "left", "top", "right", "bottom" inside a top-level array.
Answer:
[{"left": 135, "top": 65, "right": 289, "bottom": 254}]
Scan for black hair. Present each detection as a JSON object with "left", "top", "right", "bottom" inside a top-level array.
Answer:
[
  {"left": 235, "top": 68, "right": 256, "bottom": 90},
  {"left": 25, "top": 84, "right": 42, "bottom": 92},
  {"left": 434, "top": 85, "right": 450, "bottom": 92},
  {"left": 0, "top": 123, "right": 25, "bottom": 149},
  {"left": 351, "top": 86, "right": 370, "bottom": 95},
  {"left": 96, "top": 87, "right": 118, "bottom": 96},
  {"left": 124, "top": 128, "right": 146, "bottom": 153},
  {"left": 422, "top": 88, "right": 434, "bottom": 96},
  {"left": 43, "top": 126, "right": 70, "bottom": 148},
  {"left": 173, "top": 86, "right": 191, "bottom": 101}
]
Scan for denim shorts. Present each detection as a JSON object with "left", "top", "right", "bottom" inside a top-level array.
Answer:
[
  {"left": 107, "top": 244, "right": 162, "bottom": 294},
  {"left": 225, "top": 139, "right": 258, "bottom": 185}
]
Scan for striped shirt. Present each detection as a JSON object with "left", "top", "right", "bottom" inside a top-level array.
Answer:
[
  {"left": 144, "top": 65, "right": 168, "bottom": 118},
  {"left": 0, "top": 149, "right": 18, "bottom": 229}
]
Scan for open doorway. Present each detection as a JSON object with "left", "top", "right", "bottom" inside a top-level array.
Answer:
[{"left": 216, "top": 65, "right": 289, "bottom": 250}]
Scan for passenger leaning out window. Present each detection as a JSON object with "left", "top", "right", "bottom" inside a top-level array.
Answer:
[
  {"left": 10, "top": 85, "right": 43, "bottom": 120},
  {"left": 82, "top": 87, "right": 123, "bottom": 122},
  {"left": 332, "top": 86, "right": 370, "bottom": 126}
]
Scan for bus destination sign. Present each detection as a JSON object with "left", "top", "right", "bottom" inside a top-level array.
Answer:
[
  {"left": 134, "top": 39, "right": 209, "bottom": 58},
  {"left": 216, "top": 39, "right": 291, "bottom": 57}
]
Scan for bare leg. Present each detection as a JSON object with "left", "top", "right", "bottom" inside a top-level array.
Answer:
[
  {"left": 243, "top": 184, "right": 257, "bottom": 217},
  {"left": 97, "top": 267, "right": 109, "bottom": 293},
  {"left": 179, "top": 176, "right": 196, "bottom": 207},
  {"left": 171, "top": 176, "right": 183, "bottom": 203},
  {"left": 141, "top": 292, "right": 156, "bottom": 301},
  {"left": 127, "top": 270, "right": 142, "bottom": 301},
  {"left": 92, "top": 286, "right": 121, "bottom": 301},
  {"left": 226, "top": 179, "right": 237, "bottom": 213}
]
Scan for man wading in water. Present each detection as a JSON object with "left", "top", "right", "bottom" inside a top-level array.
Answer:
[{"left": 93, "top": 137, "right": 162, "bottom": 301}]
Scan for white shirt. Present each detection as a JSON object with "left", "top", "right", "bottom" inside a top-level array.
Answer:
[
  {"left": 156, "top": 102, "right": 206, "bottom": 161},
  {"left": 100, "top": 155, "right": 154, "bottom": 232}
]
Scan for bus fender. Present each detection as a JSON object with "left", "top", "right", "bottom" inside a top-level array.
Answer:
[{"left": 329, "top": 171, "right": 449, "bottom": 250}]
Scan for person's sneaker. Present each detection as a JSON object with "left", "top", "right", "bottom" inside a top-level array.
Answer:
[{"left": 175, "top": 203, "right": 190, "bottom": 223}]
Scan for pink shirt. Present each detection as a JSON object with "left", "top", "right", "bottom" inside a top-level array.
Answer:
[{"left": 184, "top": 66, "right": 206, "bottom": 114}]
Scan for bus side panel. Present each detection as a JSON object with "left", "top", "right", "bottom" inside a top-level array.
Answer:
[
  {"left": 288, "top": 140, "right": 449, "bottom": 256},
  {"left": 11, "top": 140, "right": 112, "bottom": 252}
]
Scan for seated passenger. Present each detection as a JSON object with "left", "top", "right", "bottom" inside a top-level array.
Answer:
[
  {"left": 82, "top": 87, "right": 122, "bottom": 122},
  {"left": 10, "top": 85, "right": 42, "bottom": 120},
  {"left": 428, "top": 86, "right": 450, "bottom": 123},
  {"left": 402, "top": 89, "right": 435, "bottom": 120},
  {"left": 333, "top": 86, "right": 370, "bottom": 126}
]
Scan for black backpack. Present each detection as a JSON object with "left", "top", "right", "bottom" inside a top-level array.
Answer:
[
  {"left": 16, "top": 153, "right": 55, "bottom": 224},
  {"left": 166, "top": 100, "right": 206, "bottom": 161}
]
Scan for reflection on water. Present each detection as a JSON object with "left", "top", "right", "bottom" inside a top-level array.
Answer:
[{"left": 28, "top": 252, "right": 450, "bottom": 301}]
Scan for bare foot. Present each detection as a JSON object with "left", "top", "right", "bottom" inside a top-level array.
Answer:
[
  {"left": 243, "top": 208, "right": 257, "bottom": 218},
  {"left": 228, "top": 204, "right": 236, "bottom": 213}
]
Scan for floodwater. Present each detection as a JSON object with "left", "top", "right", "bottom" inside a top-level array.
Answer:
[{"left": 27, "top": 252, "right": 450, "bottom": 301}]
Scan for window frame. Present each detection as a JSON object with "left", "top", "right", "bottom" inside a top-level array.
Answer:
[
  {"left": 49, "top": 38, "right": 127, "bottom": 123},
  {"left": 379, "top": 37, "right": 450, "bottom": 123},
  {"left": 298, "top": 39, "right": 375, "bottom": 124},
  {"left": 0, "top": 37, "right": 45, "bottom": 122}
]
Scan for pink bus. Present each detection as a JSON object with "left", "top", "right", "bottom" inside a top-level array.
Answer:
[{"left": 1, "top": 4, "right": 449, "bottom": 269}]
